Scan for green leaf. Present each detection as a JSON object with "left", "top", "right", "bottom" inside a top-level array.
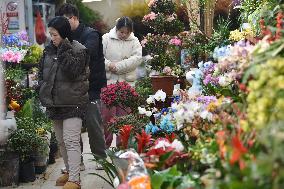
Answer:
[
  {"left": 151, "top": 172, "right": 168, "bottom": 189},
  {"left": 167, "top": 165, "right": 182, "bottom": 177},
  {"left": 159, "top": 151, "right": 174, "bottom": 162},
  {"left": 17, "top": 98, "right": 34, "bottom": 118}
]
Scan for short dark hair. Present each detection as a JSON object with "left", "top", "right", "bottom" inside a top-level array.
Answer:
[
  {"left": 48, "top": 16, "right": 73, "bottom": 42},
  {"left": 57, "top": 3, "right": 79, "bottom": 18},
  {"left": 116, "top": 16, "right": 133, "bottom": 32}
]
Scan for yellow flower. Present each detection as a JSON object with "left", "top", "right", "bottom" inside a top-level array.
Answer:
[
  {"left": 9, "top": 100, "right": 20, "bottom": 111},
  {"left": 207, "top": 102, "right": 217, "bottom": 112},
  {"left": 240, "top": 120, "right": 249, "bottom": 132},
  {"left": 36, "top": 128, "right": 46, "bottom": 136}
]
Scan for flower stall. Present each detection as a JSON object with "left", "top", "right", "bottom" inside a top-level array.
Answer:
[
  {"left": 95, "top": 0, "right": 284, "bottom": 189},
  {"left": 0, "top": 30, "right": 55, "bottom": 186}
]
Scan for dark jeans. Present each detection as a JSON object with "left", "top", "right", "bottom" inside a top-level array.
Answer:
[{"left": 85, "top": 100, "right": 107, "bottom": 158}]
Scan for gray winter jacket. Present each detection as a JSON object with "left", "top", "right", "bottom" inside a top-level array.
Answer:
[{"left": 38, "top": 39, "right": 89, "bottom": 107}]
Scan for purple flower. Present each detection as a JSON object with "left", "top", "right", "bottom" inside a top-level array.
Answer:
[
  {"left": 197, "top": 96, "right": 217, "bottom": 105},
  {"left": 203, "top": 74, "right": 219, "bottom": 86}
]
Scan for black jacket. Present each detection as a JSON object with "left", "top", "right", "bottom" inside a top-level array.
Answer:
[
  {"left": 38, "top": 39, "right": 89, "bottom": 107},
  {"left": 72, "top": 23, "right": 107, "bottom": 100}
]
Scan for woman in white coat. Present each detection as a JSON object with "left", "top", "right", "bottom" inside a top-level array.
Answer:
[
  {"left": 103, "top": 16, "right": 142, "bottom": 85},
  {"left": 102, "top": 17, "right": 142, "bottom": 147}
]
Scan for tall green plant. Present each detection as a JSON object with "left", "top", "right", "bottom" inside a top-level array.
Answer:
[
  {"left": 67, "top": 0, "right": 102, "bottom": 25},
  {"left": 205, "top": 17, "right": 231, "bottom": 55}
]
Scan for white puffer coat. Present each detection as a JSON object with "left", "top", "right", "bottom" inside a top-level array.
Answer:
[{"left": 102, "top": 27, "right": 142, "bottom": 85}]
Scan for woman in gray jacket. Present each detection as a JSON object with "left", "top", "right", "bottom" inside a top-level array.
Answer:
[{"left": 38, "top": 16, "right": 89, "bottom": 189}]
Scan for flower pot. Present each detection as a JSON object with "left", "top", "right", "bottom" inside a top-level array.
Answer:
[
  {"left": 34, "top": 133, "right": 51, "bottom": 173},
  {"left": 48, "top": 142, "right": 58, "bottom": 164},
  {"left": 150, "top": 75, "right": 177, "bottom": 96},
  {"left": 34, "top": 155, "right": 48, "bottom": 174},
  {"left": 177, "top": 76, "right": 187, "bottom": 90},
  {"left": 0, "top": 152, "right": 19, "bottom": 187},
  {"left": 19, "top": 158, "right": 36, "bottom": 183}
]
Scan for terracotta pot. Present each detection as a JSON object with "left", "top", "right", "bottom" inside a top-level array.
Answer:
[{"left": 150, "top": 75, "right": 177, "bottom": 96}]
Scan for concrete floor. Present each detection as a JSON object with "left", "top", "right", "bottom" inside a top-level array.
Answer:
[{"left": 1, "top": 132, "right": 114, "bottom": 189}]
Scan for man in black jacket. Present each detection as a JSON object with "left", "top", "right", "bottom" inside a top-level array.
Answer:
[{"left": 57, "top": 3, "right": 107, "bottom": 169}]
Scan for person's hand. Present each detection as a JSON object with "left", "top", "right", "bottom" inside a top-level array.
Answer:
[{"left": 109, "top": 62, "right": 117, "bottom": 72}]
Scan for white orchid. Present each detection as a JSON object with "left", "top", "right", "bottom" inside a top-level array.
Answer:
[
  {"left": 218, "top": 76, "right": 229, "bottom": 87},
  {"left": 145, "top": 110, "right": 152, "bottom": 117},
  {"left": 200, "top": 110, "right": 213, "bottom": 121},
  {"left": 146, "top": 95, "right": 155, "bottom": 104},
  {"left": 154, "top": 139, "right": 171, "bottom": 150},
  {"left": 220, "top": 74, "right": 233, "bottom": 87},
  {"left": 154, "top": 90, "right": 166, "bottom": 102},
  {"left": 138, "top": 107, "right": 147, "bottom": 115},
  {"left": 171, "top": 139, "right": 184, "bottom": 152}
]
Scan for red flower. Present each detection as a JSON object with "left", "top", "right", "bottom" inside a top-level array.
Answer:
[
  {"left": 119, "top": 125, "right": 133, "bottom": 149},
  {"left": 216, "top": 130, "right": 227, "bottom": 159},
  {"left": 136, "top": 130, "right": 152, "bottom": 154},
  {"left": 165, "top": 133, "right": 176, "bottom": 142},
  {"left": 238, "top": 83, "right": 247, "bottom": 92},
  {"left": 230, "top": 134, "right": 248, "bottom": 169},
  {"left": 100, "top": 81, "right": 139, "bottom": 112},
  {"left": 146, "top": 147, "right": 172, "bottom": 157}
]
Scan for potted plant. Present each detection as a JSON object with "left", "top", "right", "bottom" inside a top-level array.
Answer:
[
  {"left": 0, "top": 149, "right": 19, "bottom": 187},
  {"left": 135, "top": 77, "right": 153, "bottom": 101},
  {"left": 48, "top": 131, "right": 58, "bottom": 164},
  {"left": 21, "top": 44, "right": 43, "bottom": 70},
  {"left": 33, "top": 125, "right": 50, "bottom": 174},
  {"left": 141, "top": 0, "right": 185, "bottom": 96},
  {"left": 7, "top": 128, "right": 46, "bottom": 182},
  {"left": 100, "top": 81, "right": 141, "bottom": 114}
]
